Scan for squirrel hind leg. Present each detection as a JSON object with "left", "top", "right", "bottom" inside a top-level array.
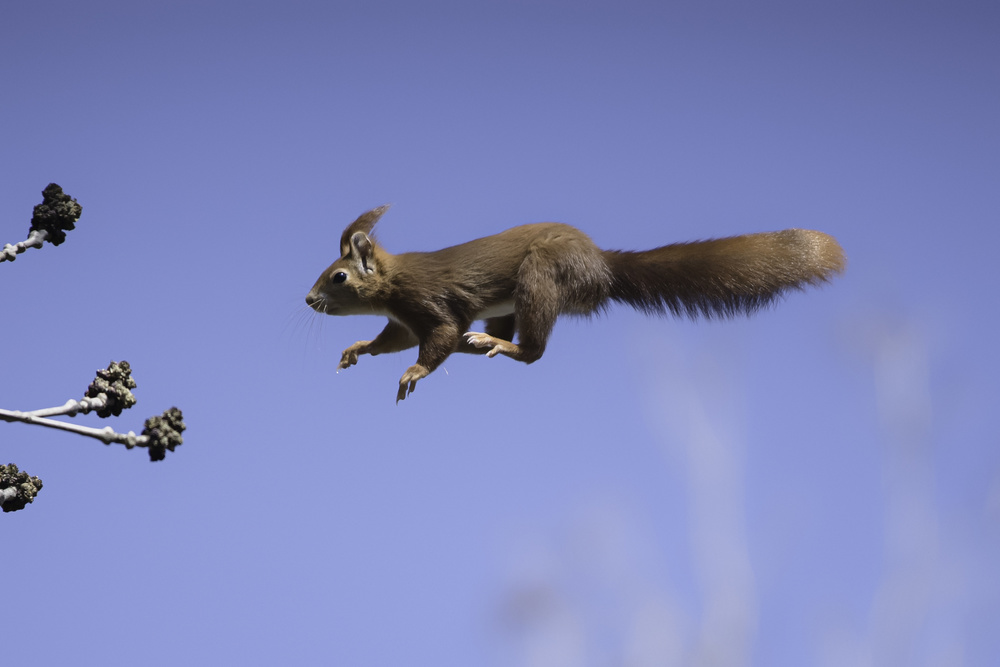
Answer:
[
  {"left": 485, "top": 315, "right": 516, "bottom": 342},
  {"left": 465, "top": 297, "right": 551, "bottom": 363},
  {"left": 465, "top": 318, "right": 548, "bottom": 362}
]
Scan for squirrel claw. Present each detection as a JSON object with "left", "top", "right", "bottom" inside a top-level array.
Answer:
[
  {"left": 464, "top": 331, "right": 490, "bottom": 346},
  {"left": 396, "top": 364, "right": 429, "bottom": 403}
]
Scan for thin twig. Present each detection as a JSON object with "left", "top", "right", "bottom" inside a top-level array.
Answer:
[
  {"left": 1, "top": 229, "right": 48, "bottom": 262},
  {"left": 13, "top": 395, "right": 111, "bottom": 419},
  {"left": 0, "top": 407, "right": 147, "bottom": 448}
]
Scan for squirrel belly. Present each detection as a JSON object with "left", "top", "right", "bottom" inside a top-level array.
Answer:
[{"left": 306, "top": 206, "right": 846, "bottom": 402}]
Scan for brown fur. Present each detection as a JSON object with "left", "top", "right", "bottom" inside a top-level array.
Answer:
[{"left": 306, "top": 206, "right": 846, "bottom": 402}]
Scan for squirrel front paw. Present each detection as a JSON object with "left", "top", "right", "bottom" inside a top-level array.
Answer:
[
  {"left": 397, "top": 364, "right": 429, "bottom": 403},
  {"left": 339, "top": 341, "right": 372, "bottom": 369}
]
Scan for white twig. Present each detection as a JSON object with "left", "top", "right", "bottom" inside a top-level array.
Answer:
[
  {"left": 16, "top": 395, "right": 110, "bottom": 419},
  {"left": 0, "top": 406, "right": 148, "bottom": 448},
  {"left": 1, "top": 229, "right": 48, "bottom": 262}
]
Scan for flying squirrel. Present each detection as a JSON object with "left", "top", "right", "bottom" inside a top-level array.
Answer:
[{"left": 306, "top": 205, "right": 846, "bottom": 402}]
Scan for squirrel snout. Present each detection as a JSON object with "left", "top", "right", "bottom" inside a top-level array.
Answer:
[{"left": 305, "top": 290, "right": 326, "bottom": 311}]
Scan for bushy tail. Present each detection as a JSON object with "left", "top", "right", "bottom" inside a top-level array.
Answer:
[{"left": 602, "top": 229, "right": 845, "bottom": 319}]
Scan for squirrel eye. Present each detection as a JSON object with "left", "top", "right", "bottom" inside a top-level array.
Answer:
[{"left": 332, "top": 271, "right": 348, "bottom": 284}]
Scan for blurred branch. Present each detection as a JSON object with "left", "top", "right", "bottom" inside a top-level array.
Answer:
[{"left": 1, "top": 183, "right": 82, "bottom": 262}]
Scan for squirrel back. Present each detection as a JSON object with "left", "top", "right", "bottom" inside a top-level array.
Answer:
[{"left": 306, "top": 206, "right": 845, "bottom": 401}]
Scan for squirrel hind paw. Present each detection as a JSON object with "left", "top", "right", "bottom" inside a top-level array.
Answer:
[{"left": 465, "top": 331, "right": 515, "bottom": 359}]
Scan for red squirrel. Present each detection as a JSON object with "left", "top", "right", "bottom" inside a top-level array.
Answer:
[{"left": 306, "top": 206, "right": 846, "bottom": 402}]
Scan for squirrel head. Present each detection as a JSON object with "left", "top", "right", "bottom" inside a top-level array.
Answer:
[{"left": 306, "top": 205, "right": 391, "bottom": 316}]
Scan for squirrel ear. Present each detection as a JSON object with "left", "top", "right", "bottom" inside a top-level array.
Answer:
[
  {"left": 340, "top": 204, "right": 390, "bottom": 256},
  {"left": 350, "top": 231, "right": 375, "bottom": 273}
]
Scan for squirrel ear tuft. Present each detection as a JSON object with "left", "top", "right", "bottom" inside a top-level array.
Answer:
[{"left": 340, "top": 204, "right": 390, "bottom": 255}]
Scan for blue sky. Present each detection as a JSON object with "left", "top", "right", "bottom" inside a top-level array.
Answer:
[{"left": 2, "top": 1, "right": 998, "bottom": 664}]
